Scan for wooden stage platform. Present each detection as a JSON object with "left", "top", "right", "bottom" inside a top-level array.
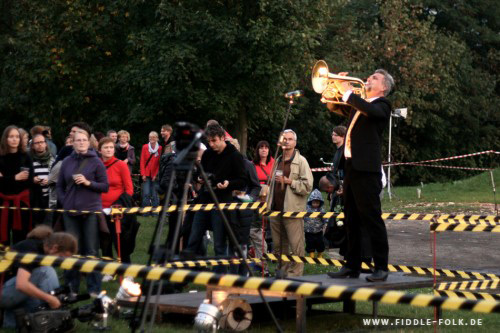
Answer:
[{"left": 118, "top": 272, "right": 434, "bottom": 332}]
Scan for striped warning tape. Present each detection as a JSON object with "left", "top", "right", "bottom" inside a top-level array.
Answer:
[
  {"left": 435, "top": 219, "right": 500, "bottom": 226},
  {"left": 111, "top": 202, "right": 267, "bottom": 215},
  {"left": 262, "top": 211, "right": 500, "bottom": 222},
  {"left": 311, "top": 167, "right": 331, "bottom": 172},
  {"left": 0, "top": 202, "right": 267, "bottom": 216},
  {"left": 388, "top": 163, "right": 493, "bottom": 171},
  {"left": 312, "top": 151, "right": 499, "bottom": 171},
  {"left": 312, "top": 164, "right": 493, "bottom": 172},
  {"left": 123, "top": 255, "right": 500, "bottom": 282},
  {"left": 386, "top": 150, "right": 499, "bottom": 167},
  {"left": 436, "top": 280, "right": 500, "bottom": 291},
  {"left": 434, "top": 290, "right": 500, "bottom": 301},
  {"left": 165, "top": 258, "right": 264, "bottom": 268},
  {"left": 1, "top": 251, "right": 500, "bottom": 314},
  {"left": 1, "top": 205, "right": 498, "bottom": 222},
  {"left": 0, "top": 206, "right": 105, "bottom": 215},
  {"left": 261, "top": 254, "right": 500, "bottom": 280},
  {"left": 431, "top": 223, "right": 500, "bottom": 233}
]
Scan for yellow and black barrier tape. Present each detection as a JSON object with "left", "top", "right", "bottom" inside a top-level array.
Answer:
[
  {"left": 435, "top": 219, "right": 500, "bottom": 226},
  {"left": 436, "top": 280, "right": 500, "bottom": 291},
  {"left": 1, "top": 205, "right": 498, "bottom": 222},
  {"left": 0, "top": 202, "right": 268, "bottom": 216},
  {"left": 165, "top": 258, "right": 264, "bottom": 268},
  {"left": 431, "top": 223, "right": 500, "bottom": 233},
  {"left": 262, "top": 254, "right": 500, "bottom": 280},
  {"left": 159, "top": 254, "right": 500, "bottom": 281},
  {"left": 1, "top": 251, "right": 500, "bottom": 314},
  {"left": 261, "top": 211, "right": 500, "bottom": 223},
  {"left": 0, "top": 206, "right": 105, "bottom": 215},
  {"left": 434, "top": 290, "right": 500, "bottom": 301},
  {"left": 110, "top": 202, "right": 267, "bottom": 215}
]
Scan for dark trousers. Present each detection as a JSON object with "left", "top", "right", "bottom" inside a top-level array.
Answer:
[
  {"left": 305, "top": 231, "right": 325, "bottom": 253},
  {"left": 186, "top": 210, "right": 227, "bottom": 273},
  {"left": 343, "top": 159, "right": 388, "bottom": 271},
  {"left": 63, "top": 213, "right": 101, "bottom": 294}
]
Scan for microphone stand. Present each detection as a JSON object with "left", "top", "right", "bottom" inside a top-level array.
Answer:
[{"left": 268, "top": 95, "right": 298, "bottom": 279}]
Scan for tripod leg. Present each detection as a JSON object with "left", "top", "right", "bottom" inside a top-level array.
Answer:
[{"left": 197, "top": 162, "right": 283, "bottom": 332}]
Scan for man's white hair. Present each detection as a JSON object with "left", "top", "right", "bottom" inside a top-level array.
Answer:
[
  {"left": 375, "top": 69, "right": 394, "bottom": 97},
  {"left": 283, "top": 129, "right": 297, "bottom": 141}
]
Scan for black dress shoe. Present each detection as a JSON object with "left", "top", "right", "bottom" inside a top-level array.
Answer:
[
  {"left": 365, "top": 269, "right": 389, "bottom": 282},
  {"left": 327, "top": 267, "right": 360, "bottom": 279}
]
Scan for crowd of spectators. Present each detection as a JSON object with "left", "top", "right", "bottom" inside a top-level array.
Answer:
[{"left": 0, "top": 120, "right": 349, "bottom": 283}]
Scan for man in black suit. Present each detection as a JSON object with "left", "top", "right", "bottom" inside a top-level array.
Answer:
[{"left": 325, "top": 69, "right": 394, "bottom": 282}]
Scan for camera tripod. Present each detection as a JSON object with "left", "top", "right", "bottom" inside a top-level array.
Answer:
[{"left": 130, "top": 122, "right": 282, "bottom": 332}]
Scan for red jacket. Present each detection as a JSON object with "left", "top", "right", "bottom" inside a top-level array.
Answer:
[
  {"left": 140, "top": 143, "right": 162, "bottom": 178},
  {"left": 101, "top": 157, "right": 133, "bottom": 208},
  {"left": 253, "top": 157, "right": 275, "bottom": 184}
]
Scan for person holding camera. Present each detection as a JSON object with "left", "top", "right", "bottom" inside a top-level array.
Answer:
[
  {"left": 0, "top": 125, "right": 34, "bottom": 246},
  {"left": 184, "top": 124, "right": 246, "bottom": 273},
  {"left": 0, "top": 226, "right": 77, "bottom": 328}
]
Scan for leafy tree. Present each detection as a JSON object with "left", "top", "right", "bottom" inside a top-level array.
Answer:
[{"left": 314, "top": 0, "right": 499, "bottom": 184}]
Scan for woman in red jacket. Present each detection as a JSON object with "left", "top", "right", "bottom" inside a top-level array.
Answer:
[
  {"left": 252, "top": 140, "right": 275, "bottom": 185},
  {"left": 99, "top": 137, "right": 133, "bottom": 264}
]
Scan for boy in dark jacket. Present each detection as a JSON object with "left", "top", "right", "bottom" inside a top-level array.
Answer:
[{"left": 304, "top": 189, "right": 327, "bottom": 258}]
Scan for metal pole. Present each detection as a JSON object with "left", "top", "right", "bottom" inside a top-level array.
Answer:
[
  {"left": 490, "top": 170, "right": 497, "bottom": 215},
  {"left": 387, "top": 114, "right": 393, "bottom": 201}
]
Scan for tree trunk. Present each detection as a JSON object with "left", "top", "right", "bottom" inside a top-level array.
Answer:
[{"left": 237, "top": 105, "right": 248, "bottom": 155}]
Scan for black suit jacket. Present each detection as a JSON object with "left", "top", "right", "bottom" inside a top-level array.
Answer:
[{"left": 330, "top": 94, "right": 391, "bottom": 173}]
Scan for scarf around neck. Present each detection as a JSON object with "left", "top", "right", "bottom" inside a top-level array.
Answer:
[
  {"left": 148, "top": 142, "right": 159, "bottom": 156},
  {"left": 31, "top": 149, "right": 52, "bottom": 165}
]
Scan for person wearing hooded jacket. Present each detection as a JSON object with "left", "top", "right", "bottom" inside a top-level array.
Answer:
[
  {"left": 56, "top": 131, "right": 108, "bottom": 295},
  {"left": 304, "top": 189, "right": 328, "bottom": 259}
]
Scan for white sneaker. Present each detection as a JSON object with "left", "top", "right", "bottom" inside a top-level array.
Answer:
[{"left": 102, "top": 274, "right": 114, "bottom": 282}]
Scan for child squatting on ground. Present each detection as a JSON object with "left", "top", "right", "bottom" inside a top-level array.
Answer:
[{"left": 304, "top": 189, "right": 328, "bottom": 258}]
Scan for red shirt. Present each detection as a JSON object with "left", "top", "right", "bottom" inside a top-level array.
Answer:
[
  {"left": 253, "top": 157, "right": 275, "bottom": 184},
  {"left": 140, "top": 143, "right": 162, "bottom": 178},
  {"left": 101, "top": 157, "right": 133, "bottom": 208}
]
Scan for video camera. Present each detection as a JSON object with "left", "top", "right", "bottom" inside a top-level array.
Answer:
[
  {"left": 15, "top": 286, "right": 115, "bottom": 333},
  {"left": 174, "top": 121, "right": 202, "bottom": 153}
]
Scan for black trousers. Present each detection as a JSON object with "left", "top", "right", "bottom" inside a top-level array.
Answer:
[
  {"left": 343, "top": 159, "right": 388, "bottom": 271},
  {"left": 305, "top": 232, "right": 325, "bottom": 253}
]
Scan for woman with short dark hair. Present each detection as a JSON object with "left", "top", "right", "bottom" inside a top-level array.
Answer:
[
  {"left": 252, "top": 140, "right": 274, "bottom": 185},
  {"left": 99, "top": 137, "right": 134, "bottom": 264},
  {"left": 0, "top": 125, "right": 34, "bottom": 245}
]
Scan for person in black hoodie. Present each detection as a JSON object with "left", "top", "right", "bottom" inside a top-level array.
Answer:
[{"left": 184, "top": 124, "right": 246, "bottom": 272}]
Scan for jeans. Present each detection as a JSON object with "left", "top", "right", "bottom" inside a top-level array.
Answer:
[
  {"left": 141, "top": 177, "right": 159, "bottom": 213},
  {"left": 0, "top": 266, "right": 59, "bottom": 328},
  {"left": 63, "top": 213, "right": 101, "bottom": 294},
  {"left": 186, "top": 211, "right": 227, "bottom": 273}
]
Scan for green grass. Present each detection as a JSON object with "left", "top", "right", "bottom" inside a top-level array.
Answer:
[{"left": 382, "top": 168, "right": 499, "bottom": 213}]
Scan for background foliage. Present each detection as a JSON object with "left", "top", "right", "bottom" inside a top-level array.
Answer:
[{"left": 1, "top": 0, "right": 498, "bottom": 185}]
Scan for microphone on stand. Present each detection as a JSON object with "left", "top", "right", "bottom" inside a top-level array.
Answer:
[{"left": 284, "top": 90, "right": 303, "bottom": 98}]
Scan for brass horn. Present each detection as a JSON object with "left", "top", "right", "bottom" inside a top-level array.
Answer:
[{"left": 312, "top": 60, "right": 366, "bottom": 104}]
